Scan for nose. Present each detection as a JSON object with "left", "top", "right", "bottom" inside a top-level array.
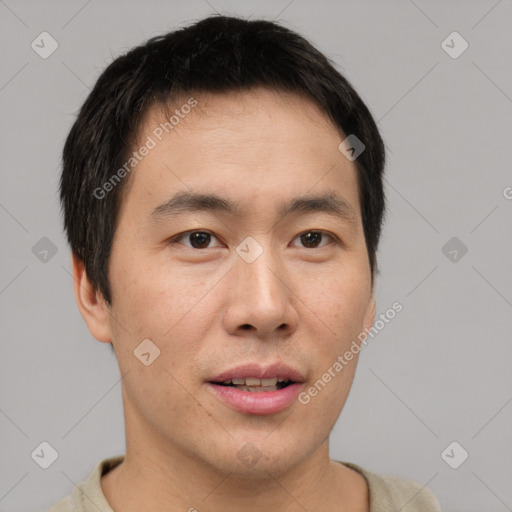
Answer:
[{"left": 223, "top": 243, "right": 299, "bottom": 340}]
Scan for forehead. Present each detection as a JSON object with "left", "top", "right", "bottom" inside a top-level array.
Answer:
[
  {"left": 120, "top": 87, "right": 360, "bottom": 219},
  {"left": 143, "top": 87, "right": 341, "bottom": 148}
]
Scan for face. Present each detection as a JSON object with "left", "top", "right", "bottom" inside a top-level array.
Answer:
[{"left": 80, "top": 87, "right": 376, "bottom": 478}]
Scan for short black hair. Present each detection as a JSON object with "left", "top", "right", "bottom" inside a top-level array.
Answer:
[{"left": 60, "top": 14, "right": 386, "bottom": 307}]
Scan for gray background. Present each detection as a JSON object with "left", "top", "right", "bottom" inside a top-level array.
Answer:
[{"left": 1, "top": 1, "right": 511, "bottom": 510}]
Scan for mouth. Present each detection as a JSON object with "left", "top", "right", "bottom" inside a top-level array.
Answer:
[
  {"left": 206, "top": 363, "right": 305, "bottom": 415},
  {"left": 212, "top": 377, "right": 296, "bottom": 392}
]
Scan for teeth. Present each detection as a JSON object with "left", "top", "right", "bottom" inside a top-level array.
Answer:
[{"left": 219, "top": 377, "right": 285, "bottom": 386}]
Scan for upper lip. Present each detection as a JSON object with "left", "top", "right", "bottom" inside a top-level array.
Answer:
[{"left": 209, "top": 362, "right": 305, "bottom": 383}]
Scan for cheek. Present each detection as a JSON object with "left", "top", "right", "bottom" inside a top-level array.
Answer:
[
  {"left": 109, "top": 252, "right": 222, "bottom": 383},
  {"left": 298, "top": 267, "right": 371, "bottom": 343},
  {"left": 299, "top": 353, "right": 358, "bottom": 441},
  {"left": 295, "top": 267, "right": 371, "bottom": 417},
  {"left": 109, "top": 248, "right": 202, "bottom": 335}
]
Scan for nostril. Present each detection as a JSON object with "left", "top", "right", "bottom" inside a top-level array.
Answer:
[{"left": 241, "top": 324, "right": 252, "bottom": 330}]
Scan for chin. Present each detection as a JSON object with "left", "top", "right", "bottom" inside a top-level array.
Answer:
[{"left": 205, "top": 434, "right": 317, "bottom": 480}]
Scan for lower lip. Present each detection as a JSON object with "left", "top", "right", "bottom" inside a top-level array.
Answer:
[{"left": 207, "top": 383, "right": 303, "bottom": 415}]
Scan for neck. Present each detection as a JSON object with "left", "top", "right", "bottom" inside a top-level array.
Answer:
[
  {"left": 102, "top": 446, "right": 367, "bottom": 512},
  {"left": 101, "top": 399, "right": 368, "bottom": 512}
]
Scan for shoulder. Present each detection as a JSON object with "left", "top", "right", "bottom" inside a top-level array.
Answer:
[
  {"left": 46, "top": 495, "right": 73, "bottom": 512},
  {"left": 339, "top": 461, "right": 442, "bottom": 512},
  {"left": 44, "top": 455, "right": 125, "bottom": 512}
]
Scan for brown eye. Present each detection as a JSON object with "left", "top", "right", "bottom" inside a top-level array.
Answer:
[
  {"left": 188, "top": 232, "right": 211, "bottom": 248},
  {"left": 294, "top": 231, "right": 333, "bottom": 249},
  {"left": 171, "top": 231, "right": 221, "bottom": 249}
]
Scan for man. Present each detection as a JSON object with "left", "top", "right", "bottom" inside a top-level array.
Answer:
[{"left": 50, "top": 14, "right": 441, "bottom": 512}]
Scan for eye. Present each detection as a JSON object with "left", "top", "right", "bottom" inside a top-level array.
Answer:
[
  {"left": 291, "top": 230, "right": 335, "bottom": 249},
  {"left": 169, "top": 229, "right": 337, "bottom": 250},
  {"left": 170, "top": 230, "right": 222, "bottom": 249}
]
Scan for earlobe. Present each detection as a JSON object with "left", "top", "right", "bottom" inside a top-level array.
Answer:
[{"left": 71, "top": 253, "right": 112, "bottom": 344}]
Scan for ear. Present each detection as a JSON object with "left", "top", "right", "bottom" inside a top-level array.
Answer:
[
  {"left": 71, "top": 252, "right": 112, "bottom": 344},
  {"left": 363, "top": 295, "right": 376, "bottom": 334}
]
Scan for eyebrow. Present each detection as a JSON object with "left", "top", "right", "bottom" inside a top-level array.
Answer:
[{"left": 150, "top": 190, "right": 357, "bottom": 226}]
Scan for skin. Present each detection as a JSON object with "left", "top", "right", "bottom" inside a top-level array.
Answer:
[{"left": 73, "top": 87, "right": 376, "bottom": 512}]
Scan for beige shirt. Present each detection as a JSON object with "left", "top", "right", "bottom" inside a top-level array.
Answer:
[{"left": 47, "top": 455, "right": 442, "bottom": 511}]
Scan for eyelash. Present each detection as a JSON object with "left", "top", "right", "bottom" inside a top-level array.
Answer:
[{"left": 168, "top": 230, "right": 340, "bottom": 250}]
